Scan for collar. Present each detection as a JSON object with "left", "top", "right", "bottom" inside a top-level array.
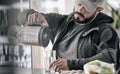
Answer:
[{"left": 82, "top": 27, "right": 99, "bottom": 37}]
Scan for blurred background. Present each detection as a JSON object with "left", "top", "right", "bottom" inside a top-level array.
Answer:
[{"left": 0, "top": 0, "right": 120, "bottom": 69}]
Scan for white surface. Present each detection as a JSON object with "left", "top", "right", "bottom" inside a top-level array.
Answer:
[
  {"left": 0, "top": 36, "right": 9, "bottom": 44},
  {"left": 107, "top": 0, "right": 120, "bottom": 10}
]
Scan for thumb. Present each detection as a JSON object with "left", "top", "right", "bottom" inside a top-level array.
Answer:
[{"left": 41, "top": 19, "right": 49, "bottom": 27}]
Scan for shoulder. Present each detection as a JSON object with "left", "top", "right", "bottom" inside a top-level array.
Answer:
[
  {"left": 98, "top": 24, "right": 118, "bottom": 41},
  {"left": 98, "top": 24, "right": 117, "bottom": 35}
]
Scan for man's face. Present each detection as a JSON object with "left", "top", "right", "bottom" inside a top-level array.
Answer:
[{"left": 73, "top": 3, "right": 98, "bottom": 24}]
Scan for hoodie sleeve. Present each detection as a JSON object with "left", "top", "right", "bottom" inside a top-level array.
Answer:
[
  {"left": 17, "top": 9, "right": 65, "bottom": 29},
  {"left": 17, "top": 9, "right": 37, "bottom": 26},
  {"left": 67, "top": 48, "right": 117, "bottom": 70},
  {"left": 67, "top": 26, "right": 119, "bottom": 70}
]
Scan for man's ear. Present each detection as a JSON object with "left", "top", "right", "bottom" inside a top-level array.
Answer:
[{"left": 97, "top": 7, "right": 103, "bottom": 12}]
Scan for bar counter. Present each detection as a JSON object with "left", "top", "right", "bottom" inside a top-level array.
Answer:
[
  {"left": 0, "top": 67, "right": 44, "bottom": 74},
  {"left": 0, "top": 67, "right": 84, "bottom": 74}
]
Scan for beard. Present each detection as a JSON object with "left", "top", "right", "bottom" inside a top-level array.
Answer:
[{"left": 73, "top": 11, "right": 96, "bottom": 24}]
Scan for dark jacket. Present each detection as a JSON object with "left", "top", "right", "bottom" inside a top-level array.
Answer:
[{"left": 17, "top": 9, "right": 119, "bottom": 70}]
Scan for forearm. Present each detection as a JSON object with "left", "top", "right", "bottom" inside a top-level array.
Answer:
[{"left": 67, "top": 49, "right": 116, "bottom": 70}]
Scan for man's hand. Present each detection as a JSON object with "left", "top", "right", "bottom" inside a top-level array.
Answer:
[
  {"left": 28, "top": 13, "right": 48, "bottom": 26},
  {"left": 50, "top": 58, "right": 69, "bottom": 72}
]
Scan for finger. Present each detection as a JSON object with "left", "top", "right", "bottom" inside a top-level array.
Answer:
[
  {"left": 53, "top": 65, "right": 56, "bottom": 71},
  {"left": 55, "top": 60, "right": 62, "bottom": 66},
  {"left": 56, "top": 67, "right": 60, "bottom": 72},
  {"left": 37, "top": 14, "right": 43, "bottom": 23},
  {"left": 32, "top": 13, "right": 36, "bottom": 24},
  {"left": 54, "top": 58, "right": 61, "bottom": 63},
  {"left": 28, "top": 15, "right": 32, "bottom": 25},
  {"left": 29, "top": 14, "right": 34, "bottom": 25},
  {"left": 55, "top": 62, "right": 63, "bottom": 71},
  {"left": 28, "top": 15, "right": 30, "bottom": 23},
  {"left": 36, "top": 14, "right": 40, "bottom": 24},
  {"left": 50, "top": 58, "right": 61, "bottom": 65},
  {"left": 54, "top": 61, "right": 63, "bottom": 68},
  {"left": 35, "top": 13, "right": 40, "bottom": 24},
  {"left": 42, "top": 20, "right": 49, "bottom": 26},
  {"left": 36, "top": 14, "right": 44, "bottom": 25},
  {"left": 50, "top": 60, "right": 63, "bottom": 71},
  {"left": 56, "top": 66, "right": 63, "bottom": 72},
  {"left": 38, "top": 15, "right": 48, "bottom": 26},
  {"left": 50, "top": 59, "right": 61, "bottom": 68}
]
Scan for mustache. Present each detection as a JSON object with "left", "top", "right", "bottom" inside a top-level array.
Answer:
[{"left": 74, "top": 12, "right": 84, "bottom": 18}]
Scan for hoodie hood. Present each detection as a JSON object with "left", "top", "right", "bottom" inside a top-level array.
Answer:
[{"left": 92, "top": 12, "right": 114, "bottom": 25}]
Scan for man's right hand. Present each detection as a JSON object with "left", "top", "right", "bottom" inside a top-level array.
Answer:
[{"left": 28, "top": 13, "right": 49, "bottom": 26}]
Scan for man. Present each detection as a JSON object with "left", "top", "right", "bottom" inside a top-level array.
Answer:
[{"left": 18, "top": 0, "right": 119, "bottom": 71}]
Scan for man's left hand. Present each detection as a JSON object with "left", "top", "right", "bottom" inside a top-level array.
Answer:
[{"left": 50, "top": 58, "right": 69, "bottom": 72}]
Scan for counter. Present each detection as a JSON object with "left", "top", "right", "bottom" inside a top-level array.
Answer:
[{"left": 0, "top": 67, "right": 84, "bottom": 74}]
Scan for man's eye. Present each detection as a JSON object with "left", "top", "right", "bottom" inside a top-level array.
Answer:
[{"left": 78, "top": 4, "right": 82, "bottom": 6}]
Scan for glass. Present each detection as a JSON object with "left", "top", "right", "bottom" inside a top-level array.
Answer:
[
  {"left": 50, "top": 50, "right": 56, "bottom": 74},
  {"left": 44, "top": 50, "right": 56, "bottom": 74}
]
